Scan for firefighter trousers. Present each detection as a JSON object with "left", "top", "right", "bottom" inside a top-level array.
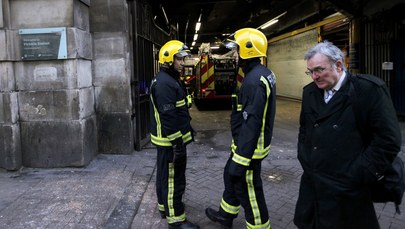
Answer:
[
  {"left": 156, "top": 146, "right": 187, "bottom": 224},
  {"left": 219, "top": 156, "right": 270, "bottom": 228}
]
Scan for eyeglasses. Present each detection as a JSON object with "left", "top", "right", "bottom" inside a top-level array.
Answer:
[{"left": 305, "top": 67, "right": 331, "bottom": 76}]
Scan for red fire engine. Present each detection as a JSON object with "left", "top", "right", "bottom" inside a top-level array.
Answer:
[{"left": 193, "top": 43, "right": 243, "bottom": 108}]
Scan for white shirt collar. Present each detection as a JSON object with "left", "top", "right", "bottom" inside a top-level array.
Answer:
[
  {"left": 331, "top": 71, "right": 346, "bottom": 92},
  {"left": 323, "top": 71, "right": 346, "bottom": 103}
]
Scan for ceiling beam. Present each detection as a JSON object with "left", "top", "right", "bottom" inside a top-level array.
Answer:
[
  {"left": 268, "top": 14, "right": 347, "bottom": 43},
  {"left": 325, "top": 0, "right": 364, "bottom": 16}
]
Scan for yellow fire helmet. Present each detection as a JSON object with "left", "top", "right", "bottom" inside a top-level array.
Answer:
[
  {"left": 158, "top": 40, "right": 190, "bottom": 64},
  {"left": 225, "top": 28, "right": 267, "bottom": 59}
]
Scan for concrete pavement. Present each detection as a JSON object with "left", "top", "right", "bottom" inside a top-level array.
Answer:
[{"left": 0, "top": 98, "right": 404, "bottom": 229}]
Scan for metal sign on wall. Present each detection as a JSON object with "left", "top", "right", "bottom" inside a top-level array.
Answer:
[{"left": 19, "top": 27, "right": 67, "bottom": 60}]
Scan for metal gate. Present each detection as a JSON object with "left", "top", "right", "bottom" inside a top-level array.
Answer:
[
  {"left": 362, "top": 11, "right": 405, "bottom": 116},
  {"left": 392, "top": 41, "right": 405, "bottom": 116},
  {"left": 128, "top": 0, "right": 170, "bottom": 150}
]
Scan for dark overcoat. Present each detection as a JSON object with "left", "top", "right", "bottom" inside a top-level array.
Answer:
[{"left": 294, "top": 72, "right": 402, "bottom": 229}]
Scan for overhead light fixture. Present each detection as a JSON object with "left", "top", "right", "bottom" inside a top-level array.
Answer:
[
  {"left": 195, "top": 9, "right": 202, "bottom": 32},
  {"left": 261, "top": 19, "right": 279, "bottom": 29},
  {"left": 160, "top": 5, "right": 169, "bottom": 25},
  {"left": 195, "top": 22, "right": 201, "bottom": 32},
  {"left": 211, "top": 46, "right": 220, "bottom": 49},
  {"left": 192, "top": 41, "right": 196, "bottom": 46},
  {"left": 258, "top": 11, "right": 287, "bottom": 30},
  {"left": 193, "top": 34, "right": 198, "bottom": 41}
]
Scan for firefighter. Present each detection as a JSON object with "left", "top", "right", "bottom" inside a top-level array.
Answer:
[
  {"left": 205, "top": 28, "right": 276, "bottom": 229},
  {"left": 150, "top": 40, "right": 199, "bottom": 229}
]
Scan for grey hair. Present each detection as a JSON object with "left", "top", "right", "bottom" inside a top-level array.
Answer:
[{"left": 304, "top": 41, "right": 346, "bottom": 71}]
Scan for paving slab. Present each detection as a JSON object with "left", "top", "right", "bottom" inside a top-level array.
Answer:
[{"left": 0, "top": 98, "right": 404, "bottom": 229}]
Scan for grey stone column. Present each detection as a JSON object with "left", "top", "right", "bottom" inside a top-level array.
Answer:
[
  {"left": 2, "top": 0, "right": 96, "bottom": 168},
  {"left": 0, "top": 0, "right": 21, "bottom": 170},
  {"left": 90, "top": 0, "right": 134, "bottom": 154}
]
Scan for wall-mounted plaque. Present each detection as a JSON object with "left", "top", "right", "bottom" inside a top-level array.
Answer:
[{"left": 19, "top": 27, "right": 67, "bottom": 60}]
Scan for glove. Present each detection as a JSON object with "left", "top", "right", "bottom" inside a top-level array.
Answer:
[
  {"left": 172, "top": 138, "right": 185, "bottom": 163},
  {"left": 228, "top": 160, "right": 247, "bottom": 178}
]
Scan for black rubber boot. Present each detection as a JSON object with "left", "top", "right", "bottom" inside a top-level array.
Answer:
[
  {"left": 205, "top": 207, "right": 233, "bottom": 229},
  {"left": 168, "top": 220, "right": 200, "bottom": 229}
]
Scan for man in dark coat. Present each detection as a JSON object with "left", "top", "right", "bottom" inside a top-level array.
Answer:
[{"left": 294, "top": 41, "right": 402, "bottom": 229}]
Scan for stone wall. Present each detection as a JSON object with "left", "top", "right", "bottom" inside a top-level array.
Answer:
[
  {"left": 0, "top": 0, "right": 96, "bottom": 169},
  {"left": 0, "top": 0, "right": 20, "bottom": 170},
  {"left": 90, "top": 0, "right": 134, "bottom": 154},
  {"left": 0, "top": 0, "right": 139, "bottom": 169}
]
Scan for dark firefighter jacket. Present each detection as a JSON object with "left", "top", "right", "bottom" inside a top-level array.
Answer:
[
  {"left": 150, "top": 67, "right": 193, "bottom": 147},
  {"left": 230, "top": 59, "right": 276, "bottom": 170},
  {"left": 294, "top": 72, "right": 402, "bottom": 229}
]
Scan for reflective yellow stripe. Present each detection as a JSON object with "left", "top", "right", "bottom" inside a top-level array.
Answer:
[
  {"left": 232, "top": 153, "right": 251, "bottom": 166},
  {"left": 159, "top": 204, "right": 165, "bottom": 212},
  {"left": 246, "top": 169, "right": 271, "bottom": 228},
  {"left": 151, "top": 134, "right": 172, "bottom": 146},
  {"left": 186, "top": 95, "right": 192, "bottom": 107},
  {"left": 237, "top": 104, "right": 242, "bottom": 111},
  {"left": 166, "top": 161, "right": 190, "bottom": 224},
  {"left": 231, "top": 140, "right": 271, "bottom": 159},
  {"left": 151, "top": 131, "right": 193, "bottom": 147},
  {"left": 252, "top": 145, "right": 271, "bottom": 159},
  {"left": 182, "top": 131, "right": 192, "bottom": 143},
  {"left": 150, "top": 92, "right": 163, "bottom": 138},
  {"left": 260, "top": 76, "right": 271, "bottom": 101},
  {"left": 167, "top": 212, "right": 186, "bottom": 224},
  {"left": 246, "top": 170, "right": 261, "bottom": 225},
  {"left": 231, "top": 142, "right": 270, "bottom": 159},
  {"left": 231, "top": 141, "right": 237, "bottom": 153},
  {"left": 168, "top": 163, "right": 175, "bottom": 217},
  {"left": 258, "top": 76, "right": 271, "bottom": 151},
  {"left": 220, "top": 198, "right": 240, "bottom": 215},
  {"left": 246, "top": 220, "right": 271, "bottom": 229},
  {"left": 176, "top": 99, "right": 186, "bottom": 107},
  {"left": 167, "top": 131, "right": 182, "bottom": 141}
]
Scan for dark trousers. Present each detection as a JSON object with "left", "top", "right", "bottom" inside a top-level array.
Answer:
[
  {"left": 220, "top": 155, "right": 270, "bottom": 227},
  {"left": 156, "top": 146, "right": 187, "bottom": 224}
]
